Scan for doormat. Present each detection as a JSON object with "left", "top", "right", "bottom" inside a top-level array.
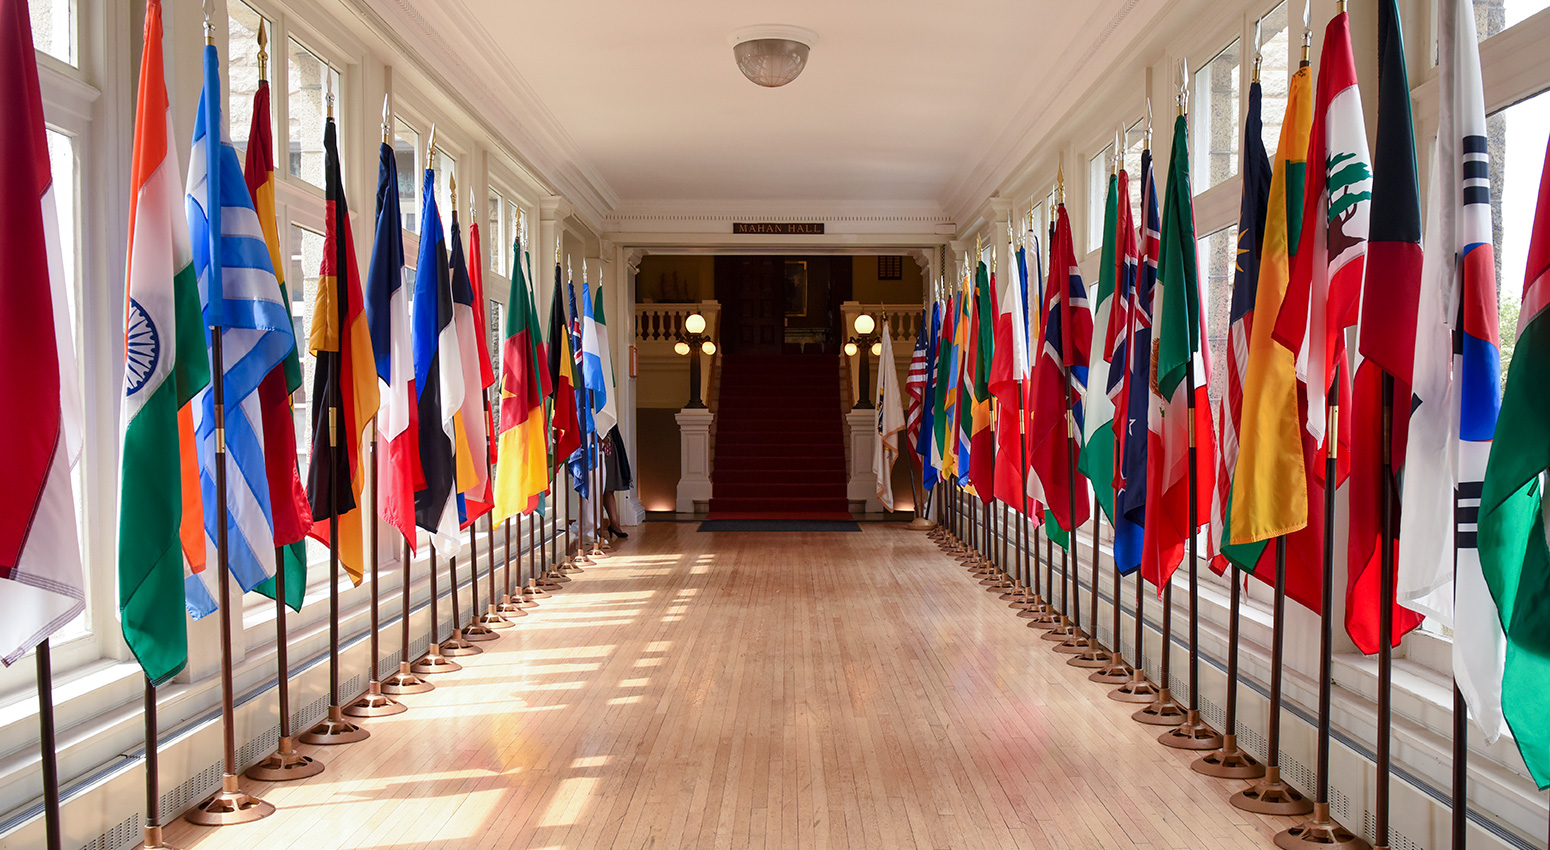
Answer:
[{"left": 697, "top": 520, "right": 861, "bottom": 533}]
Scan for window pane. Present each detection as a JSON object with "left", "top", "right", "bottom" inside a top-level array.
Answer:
[
  {"left": 28, "top": 0, "right": 73, "bottom": 65},
  {"left": 1197, "top": 225, "right": 1237, "bottom": 407},
  {"left": 1123, "top": 118, "right": 1146, "bottom": 216},
  {"left": 226, "top": 2, "right": 268, "bottom": 156},
  {"left": 1090, "top": 144, "right": 1115, "bottom": 254},
  {"left": 393, "top": 119, "right": 419, "bottom": 233},
  {"left": 1256, "top": 1, "right": 1290, "bottom": 160},
  {"left": 433, "top": 149, "right": 456, "bottom": 238},
  {"left": 1482, "top": 0, "right": 1550, "bottom": 39},
  {"left": 288, "top": 39, "right": 339, "bottom": 188},
  {"left": 1193, "top": 39, "right": 1241, "bottom": 194},
  {"left": 488, "top": 189, "right": 503, "bottom": 274},
  {"left": 288, "top": 224, "right": 323, "bottom": 466},
  {"left": 1494, "top": 88, "right": 1550, "bottom": 386},
  {"left": 46, "top": 130, "right": 76, "bottom": 348},
  {"left": 509, "top": 201, "right": 523, "bottom": 277}
]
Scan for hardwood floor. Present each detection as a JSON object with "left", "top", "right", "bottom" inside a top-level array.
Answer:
[{"left": 165, "top": 522, "right": 1284, "bottom": 849}]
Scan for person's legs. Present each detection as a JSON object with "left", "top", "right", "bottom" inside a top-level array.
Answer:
[{"left": 603, "top": 492, "right": 627, "bottom": 538}]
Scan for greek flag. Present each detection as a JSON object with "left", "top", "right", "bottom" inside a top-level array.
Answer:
[{"left": 184, "top": 42, "right": 294, "bottom": 613}]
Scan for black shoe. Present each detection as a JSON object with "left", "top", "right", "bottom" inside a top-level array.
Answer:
[{"left": 609, "top": 525, "right": 628, "bottom": 539}]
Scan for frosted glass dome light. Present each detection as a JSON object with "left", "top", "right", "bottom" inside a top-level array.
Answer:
[
  {"left": 685, "top": 313, "right": 706, "bottom": 334},
  {"left": 730, "top": 26, "right": 817, "bottom": 88}
]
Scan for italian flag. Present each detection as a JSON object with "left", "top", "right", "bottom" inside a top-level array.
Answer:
[{"left": 118, "top": 0, "right": 210, "bottom": 683}]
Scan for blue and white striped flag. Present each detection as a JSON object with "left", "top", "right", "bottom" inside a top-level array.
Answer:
[{"left": 183, "top": 41, "right": 293, "bottom": 615}]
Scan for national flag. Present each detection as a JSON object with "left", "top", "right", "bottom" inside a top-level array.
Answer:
[
  {"left": 567, "top": 279, "right": 596, "bottom": 497},
  {"left": 1345, "top": 0, "right": 1426, "bottom": 653},
  {"left": 448, "top": 212, "right": 490, "bottom": 524},
  {"left": 244, "top": 58, "right": 310, "bottom": 612},
  {"left": 493, "top": 241, "right": 551, "bottom": 520},
  {"left": 1212, "top": 76, "right": 1272, "bottom": 575},
  {"left": 930, "top": 295, "right": 956, "bottom": 483},
  {"left": 118, "top": 0, "right": 209, "bottom": 682},
  {"left": 913, "top": 302, "right": 941, "bottom": 492},
  {"left": 1228, "top": 54, "right": 1323, "bottom": 613},
  {"left": 1117, "top": 150, "right": 1162, "bottom": 575},
  {"left": 1027, "top": 204, "right": 1092, "bottom": 535},
  {"left": 954, "top": 269, "right": 977, "bottom": 487},
  {"left": 967, "top": 258, "right": 996, "bottom": 499},
  {"left": 411, "top": 166, "right": 463, "bottom": 558},
  {"left": 991, "top": 240, "right": 1028, "bottom": 506},
  {"left": 0, "top": 0, "right": 83, "bottom": 665},
  {"left": 1478, "top": 128, "right": 1550, "bottom": 790},
  {"left": 548, "top": 262, "right": 581, "bottom": 467},
  {"left": 1140, "top": 113, "right": 1215, "bottom": 592},
  {"left": 937, "top": 289, "right": 962, "bottom": 480},
  {"left": 1403, "top": 0, "right": 1509, "bottom": 742},
  {"left": 1023, "top": 225, "right": 1048, "bottom": 516},
  {"left": 591, "top": 283, "right": 620, "bottom": 439},
  {"left": 186, "top": 37, "right": 293, "bottom": 603},
  {"left": 1110, "top": 164, "right": 1144, "bottom": 573},
  {"left": 874, "top": 323, "right": 905, "bottom": 511},
  {"left": 1078, "top": 168, "right": 1120, "bottom": 521},
  {"left": 364, "top": 135, "right": 418, "bottom": 549},
  {"left": 462, "top": 217, "right": 496, "bottom": 518},
  {"left": 304, "top": 116, "right": 380, "bottom": 585},
  {"left": 904, "top": 304, "right": 932, "bottom": 455},
  {"left": 1273, "top": 7, "right": 1369, "bottom": 466}
]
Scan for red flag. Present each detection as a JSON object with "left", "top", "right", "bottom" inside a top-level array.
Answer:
[{"left": 1027, "top": 206, "right": 1092, "bottom": 532}]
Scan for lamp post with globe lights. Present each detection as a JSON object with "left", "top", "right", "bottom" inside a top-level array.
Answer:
[
  {"left": 846, "top": 313, "right": 882, "bottom": 410},
  {"left": 675, "top": 312, "right": 717, "bottom": 409}
]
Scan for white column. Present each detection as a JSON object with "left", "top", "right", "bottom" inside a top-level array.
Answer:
[
  {"left": 675, "top": 408, "right": 715, "bottom": 514},
  {"left": 846, "top": 408, "right": 882, "bottom": 514}
]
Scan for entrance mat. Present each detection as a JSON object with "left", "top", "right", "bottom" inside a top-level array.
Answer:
[{"left": 697, "top": 519, "right": 861, "bottom": 533}]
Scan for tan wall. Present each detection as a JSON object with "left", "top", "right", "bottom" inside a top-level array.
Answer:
[
  {"left": 851, "top": 255, "right": 923, "bottom": 305},
  {"left": 637, "top": 255, "right": 715, "bottom": 303}
]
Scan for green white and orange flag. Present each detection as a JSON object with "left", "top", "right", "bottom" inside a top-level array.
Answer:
[
  {"left": 118, "top": 0, "right": 210, "bottom": 683},
  {"left": 493, "top": 241, "right": 551, "bottom": 519}
]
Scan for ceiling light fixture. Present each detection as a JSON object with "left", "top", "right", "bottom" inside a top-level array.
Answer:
[{"left": 729, "top": 25, "right": 817, "bottom": 88}]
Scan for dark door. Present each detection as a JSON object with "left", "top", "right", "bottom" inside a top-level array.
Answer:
[{"left": 715, "top": 256, "right": 783, "bottom": 355}]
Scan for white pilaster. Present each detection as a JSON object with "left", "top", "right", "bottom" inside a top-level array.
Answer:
[
  {"left": 675, "top": 408, "right": 715, "bottom": 514},
  {"left": 846, "top": 408, "right": 882, "bottom": 514}
]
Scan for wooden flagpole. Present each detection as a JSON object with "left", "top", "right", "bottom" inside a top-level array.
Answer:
[{"left": 346, "top": 431, "right": 409, "bottom": 715}]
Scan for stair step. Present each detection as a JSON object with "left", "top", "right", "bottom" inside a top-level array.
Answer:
[
  {"left": 708, "top": 496, "right": 852, "bottom": 513},
  {"left": 712, "top": 482, "right": 847, "bottom": 499},
  {"left": 715, "top": 468, "right": 846, "bottom": 485}
]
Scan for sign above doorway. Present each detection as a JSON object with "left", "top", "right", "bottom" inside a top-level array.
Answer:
[{"left": 732, "top": 222, "right": 825, "bottom": 235}]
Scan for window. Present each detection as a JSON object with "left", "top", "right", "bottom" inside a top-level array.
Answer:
[
  {"left": 393, "top": 118, "right": 419, "bottom": 233},
  {"left": 1122, "top": 118, "right": 1146, "bottom": 216},
  {"left": 509, "top": 200, "right": 524, "bottom": 279},
  {"left": 1192, "top": 39, "right": 1241, "bottom": 194},
  {"left": 227, "top": 2, "right": 269, "bottom": 156},
  {"left": 288, "top": 224, "right": 324, "bottom": 463},
  {"left": 47, "top": 130, "right": 77, "bottom": 349},
  {"left": 1090, "top": 143, "right": 1116, "bottom": 253},
  {"left": 1196, "top": 224, "right": 1237, "bottom": 406},
  {"left": 287, "top": 37, "right": 339, "bottom": 188},
  {"left": 1492, "top": 87, "right": 1550, "bottom": 385},
  {"left": 1480, "top": 0, "right": 1550, "bottom": 40},
  {"left": 28, "top": 0, "right": 73, "bottom": 65},
  {"left": 433, "top": 148, "right": 457, "bottom": 236},
  {"left": 1256, "top": 2, "right": 1290, "bottom": 160},
  {"left": 488, "top": 189, "right": 504, "bottom": 274}
]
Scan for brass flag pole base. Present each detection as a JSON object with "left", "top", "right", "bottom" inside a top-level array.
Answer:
[
  {"left": 244, "top": 735, "right": 323, "bottom": 781},
  {"left": 998, "top": 581, "right": 1028, "bottom": 602},
  {"left": 1192, "top": 734, "right": 1264, "bottom": 779},
  {"left": 410, "top": 645, "right": 462, "bottom": 676},
  {"left": 185, "top": 774, "right": 274, "bottom": 826},
  {"left": 588, "top": 543, "right": 609, "bottom": 559},
  {"left": 440, "top": 628, "right": 482, "bottom": 656},
  {"left": 463, "top": 620, "right": 499, "bottom": 641},
  {"left": 1274, "top": 803, "right": 1370, "bottom": 850},
  {"left": 1088, "top": 652, "right": 1133, "bottom": 684},
  {"left": 497, "top": 593, "right": 525, "bottom": 613},
  {"left": 1158, "top": 709, "right": 1222, "bottom": 750},
  {"left": 140, "top": 824, "right": 181, "bottom": 850},
  {"left": 542, "top": 569, "right": 570, "bottom": 585},
  {"left": 1023, "top": 607, "right": 1061, "bottom": 626},
  {"left": 983, "top": 575, "right": 1015, "bottom": 591},
  {"left": 299, "top": 705, "right": 370, "bottom": 745},
  {"left": 1231, "top": 765, "right": 1313, "bottom": 815},
  {"left": 1052, "top": 631, "right": 1095, "bottom": 654},
  {"left": 343, "top": 680, "right": 406, "bottom": 718},
  {"left": 573, "top": 550, "right": 595, "bottom": 566},
  {"left": 524, "top": 579, "right": 550, "bottom": 599},
  {"left": 1066, "top": 643, "right": 1110, "bottom": 669},
  {"left": 382, "top": 661, "right": 434, "bottom": 694},
  {"left": 479, "top": 604, "right": 519, "bottom": 626},
  {"left": 1041, "top": 617, "right": 1077, "bottom": 641},
  {"left": 907, "top": 516, "right": 936, "bottom": 531},
  {"left": 1109, "top": 669, "right": 1161, "bottom": 703},
  {"left": 1133, "top": 686, "right": 1187, "bottom": 725}
]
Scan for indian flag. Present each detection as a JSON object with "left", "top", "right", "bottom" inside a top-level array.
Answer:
[{"left": 118, "top": 0, "right": 209, "bottom": 680}]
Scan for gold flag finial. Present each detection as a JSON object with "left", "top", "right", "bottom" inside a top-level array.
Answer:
[
  {"left": 257, "top": 19, "right": 268, "bottom": 82},
  {"left": 425, "top": 123, "right": 438, "bottom": 173},
  {"left": 1055, "top": 161, "right": 1065, "bottom": 206},
  {"left": 1301, "top": 0, "right": 1314, "bottom": 64},
  {"left": 203, "top": 0, "right": 214, "bottom": 45},
  {"left": 449, "top": 172, "right": 457, "bottom": 215},
  {"left": 380, "top": 94, "right": 390, "bottom": 144}
]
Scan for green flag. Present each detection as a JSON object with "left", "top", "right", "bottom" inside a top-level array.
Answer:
[{"left": 1077, "top": 171, "right": 1119, "bottom": 521}]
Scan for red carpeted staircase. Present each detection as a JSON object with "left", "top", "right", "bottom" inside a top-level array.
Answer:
[{"left": 707, "top": 354, "right": 851, "bottom": 520}]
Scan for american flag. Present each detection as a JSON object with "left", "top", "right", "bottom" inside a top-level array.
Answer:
[{"left": 904, "top": 310, "right": 931, "bottom": 452}]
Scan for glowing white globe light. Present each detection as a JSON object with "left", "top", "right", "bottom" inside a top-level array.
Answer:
[
  {"left": 685, "top": 313, "right": 706, "bottom": 334},
  {"left": 853, "top": 313, "right": 875, "bottom": 335}
]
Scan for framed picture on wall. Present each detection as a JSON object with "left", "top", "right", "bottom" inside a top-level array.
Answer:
[{"left": 784, "top": 260, "right": 808, "bottom": 316}]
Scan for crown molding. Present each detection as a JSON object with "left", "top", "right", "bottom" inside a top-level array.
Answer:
[{"left": 604, "top": 199, "right": 953, "bottom": 237}]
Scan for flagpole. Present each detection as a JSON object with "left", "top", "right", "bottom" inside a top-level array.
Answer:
[
  {"left": 1069, "top": 512, "right": 1109, "bottom": 669},
  {"left": 1277, "top": 367, "right": 1367, "bottom": 849},
  {"left": 479, "top": 431, "right": 518, "bottom": 625},
  {"left": 246, "top": 545, "right": 325, "bottom": 777},
  {"left": 384, "top": 537, "right": 434, "bottom": 693},
  {"left": 1050, "top": 363, "right": 1085, "bottom": 650},
  {"left": 462, "top": 518, "right": 499, "bottom": 640},
  {"left": 346, "top": 430, "right": 408, "bottom": 716},
  {"left": 186, "top": 330, "right": 275, "bottom": 825},
  {"left": 1374, "top": 374, "right": 1396, "bottom": 849},
  {"left": 1193, "top": 569, "right": 1262, "bottom": 775},
  {"left": 1110, "top": 563, "right": 1159, "bottom": 701},
  {"left": 1161, "top": 366, "right": 1222, "bottom": 750},
  {"left": 411, "top": 551, "right": 461, "bottom": 675},
  {"left": 139, "top": 678, "right": 179, "bottom": 849},
  {"left": 35, "top": 642, "right": 63, "bottom": 850},
  {"left": 440, "top": 554, "right": 480, "bottom": 656}
]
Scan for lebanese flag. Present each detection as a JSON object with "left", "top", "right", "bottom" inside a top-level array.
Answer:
[{"left": 0, "top": 0, "right": 85, "bottom": 664}]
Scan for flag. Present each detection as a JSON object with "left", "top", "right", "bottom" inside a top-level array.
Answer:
[
  {"left": 589, "top": 285, "right": 620, "bottom": 437},
  {"left": 0, "top": 0, "right": 83, "bottom": 665},
  {"left": 548, "top": 262, "right": 581, "bottom": 468},
  {"left": 493, "top": 242, "right": 551, "bottom": 520},
  {"left": 967, "top": 259, "right": 996, "bottom": 499},
  {"left": 448, "top": 212, "right": 489, "bottom": 524},
  {"left": 905, "top": 306, "right": 932, "bottom": 457},
  {"left": 411, "top": 167, "right": 463, "bottom": 558},
  {"left": 245, "top": 71, "right": 311, "bottom": 612},
  {"left": 1399, "top": 0, "right": 1508, "bottom": 743},
  {"left": 118, "top": 0, "right": 209, "bottom": 683},
  {"left": 991, "top": 255, "right": 1027, "bottom": 507},
  {"left": 1140, "top": 113, "right": 1215, "bottom": 592},
  {"left": 874, "top": 323, "right": 905, "bottom": 511},
  {"left": 1228, "top": 55, "right": 1323, "bottom": 612},
  {"left": 463, "top": 217, "right": 496, "bottom": 518},
  {"left": 1079, "top": 169, "right": 1120, "bottom": 521},
  {"left": 930, "top": 296, "right": 956, "bottom": 483},
  {"left": 305, "top": 115, "right": 381, "bottom": 584},
  {"left": 1023, "top": 226, "right": 1048, "bottom": 517},
  {"left": 363, "top": 135, "right": 418, "bottom": 550},
  {"left": 1345, "top": 0, "right": 1426, "bottom": 653},
  {"left": 186, "top": 38, "right": 293, "bottom": 603},
  {"left": 936, "top": 291, "right": 962, "bottom": 480},
  {"left": 1027, "top": 205, "right": 1092, "bottom": 535},
  {"left": 953, "top": 270, "right": 976, "bottom": 487},
  {"left": 1212, "top": 77, "right": 1272, "bottom": 575},
  {"left": 567, "top": 279, "right": 596, "bottom": 497},
  {"left": 1478, "top": 129, "right": 1550, "bottom": 790},
  {"left": 1110, "top": 164, "right": 1144, "bottom": 573},
  {"left": 1273, "top": 7, "right": 1369, "bottom": 465}
]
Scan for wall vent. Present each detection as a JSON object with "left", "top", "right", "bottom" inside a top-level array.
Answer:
[{"left": 77, "top": 814, "right": 138, "bottom": 850}]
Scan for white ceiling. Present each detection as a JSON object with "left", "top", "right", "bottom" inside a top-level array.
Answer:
[{"left": 368, "top": 0, "right": 1158, "bottom": 221}]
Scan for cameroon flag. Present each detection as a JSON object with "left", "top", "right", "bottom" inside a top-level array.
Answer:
[{"left": 493, "top": 244, "right": 550, "bottom": 519}]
